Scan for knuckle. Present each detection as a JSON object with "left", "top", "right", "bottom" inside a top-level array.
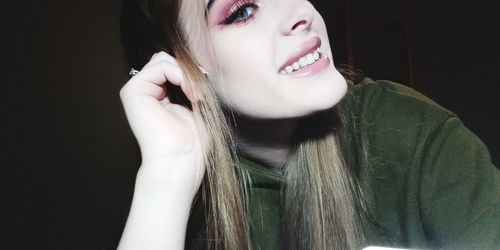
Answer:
[
  {"left": 119, "top": 83, "right": 135, "bottom": 99},
  {"left": 152, "top": 61, "right": 174, "bottom": 72},
  {"left": 152, "top": 51, "right": 168, "bottom": 59},
  {"left": 119, "top": 86, "right": 129, "bottom": 99},
  {"left": 150, "top": 52, "right": 160, "bottom": 60},
  {"left": 157, "top": 60, "right": 171, "bottom": 67}
]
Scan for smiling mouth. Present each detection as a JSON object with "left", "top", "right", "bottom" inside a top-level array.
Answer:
[
  {"left": 278, "top": 36, "right": 326, "bottom": 74},
  {"left": 279, "top": 47, "right": 324, "bottom": 75}
]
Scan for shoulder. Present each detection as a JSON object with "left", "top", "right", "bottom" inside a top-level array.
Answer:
[
  {"left": 345, "top": 77, "right": 459, "bottom": 171},
  {"left": 349, "top": 78, "right": 457, "bottom": 145},
  {"left": 349, "top": 79, "right": 500, "bottom": 249},
  {"left": 351, "top": 77, "right": 455, "bottom": 121}
]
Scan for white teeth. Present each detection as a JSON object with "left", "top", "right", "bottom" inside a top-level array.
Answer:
[
  {"left": 298, "top": 57, "right": 308, "bottom": 67},
  {"left": 313, "top": 51, "right": 320, "bottom": 60},
  {"left": 306, "top": 54, "right": 315, "bottom": 65},
  {"left": 281, "top": 47, "right": 324, "bottom": 75}
]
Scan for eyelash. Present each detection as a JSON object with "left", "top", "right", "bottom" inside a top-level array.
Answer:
[{"left": 221, "top": 1, "right": 259, "bottom": 25}]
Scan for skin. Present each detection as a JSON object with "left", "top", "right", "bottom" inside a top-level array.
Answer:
[
  {"left": 199, "top": 0, "right": 348, "bottom": 169},
  {"left": 118, "top": 1, "right": 349, "bottom": 248}
]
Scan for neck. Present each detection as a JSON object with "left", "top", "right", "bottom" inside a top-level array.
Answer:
[{"left": 233, "top": 115, "right": 299, "bottom": 171}]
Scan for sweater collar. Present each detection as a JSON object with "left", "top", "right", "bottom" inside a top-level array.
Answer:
[{"left": 238, "top": 156, "right": 283, "bottom": 189}]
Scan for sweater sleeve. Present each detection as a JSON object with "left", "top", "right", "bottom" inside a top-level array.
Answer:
[
  {"left": 353, "top": 79, "right": 500, "bottom": 249},
  {"left": 418, "top": 115, "right": 500, "bottom": 249}
]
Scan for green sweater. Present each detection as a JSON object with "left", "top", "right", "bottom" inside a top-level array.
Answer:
[{"left": 238, "top": 78, "right": 500, "bottom": 249}]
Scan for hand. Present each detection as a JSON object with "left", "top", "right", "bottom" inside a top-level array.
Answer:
[{"left": 119, "top": 51, "right": 208, "bottom": 193}]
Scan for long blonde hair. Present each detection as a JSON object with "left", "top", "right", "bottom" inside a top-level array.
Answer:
[{"left": 120, "top": 0, "right": 366, "bottom": 249}]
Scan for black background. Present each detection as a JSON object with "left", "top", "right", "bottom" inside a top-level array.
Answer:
[{"left": 3, "top": 0, "right": 499, "bottom": 249}]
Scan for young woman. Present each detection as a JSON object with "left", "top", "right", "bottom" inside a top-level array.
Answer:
[{"left": 117, "top": 0, "right": 500, "bottom": 249}]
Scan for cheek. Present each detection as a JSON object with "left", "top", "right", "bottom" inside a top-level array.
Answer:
[
  {"left": 217, "top": 36, "right": 271, "bottom": 76},
  {"left": 214, "top": 36, "right": 275, "bottom": 93},
  {"left": 207, "top": 28, "right": 274, "bottom": 114}
]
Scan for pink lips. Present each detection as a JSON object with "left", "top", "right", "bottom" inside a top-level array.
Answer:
[
  {"left": 278, "top": 36, "right": 322, "bottom": 73},
  {"left": 285, "top": 54, "right": 330, "bottom": 78}
]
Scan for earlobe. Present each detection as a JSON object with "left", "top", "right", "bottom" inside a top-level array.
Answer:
[{"left": 198, "top": 65, "right": 210, "bottom": 76}]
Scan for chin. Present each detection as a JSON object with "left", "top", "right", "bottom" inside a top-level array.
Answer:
[
  {"left": 307, "top": 88, "right": 346, "bottom": 117},
  {"left": 236, "top": 70, "right": 348, "bottom": 119},
  {"left": 279, "top": 79, "right": 347, "bottom": 119},
  {"left": 305, "top": 69, "right": 348, "bottom": 112}
]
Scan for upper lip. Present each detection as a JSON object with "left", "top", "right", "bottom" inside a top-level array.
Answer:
[{"left": 279, "top": 36, "right": 322, "bottom": 72}]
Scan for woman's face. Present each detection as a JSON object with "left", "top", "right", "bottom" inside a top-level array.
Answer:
[{"left": 200, "top": 0, "right": 347, "bottom": 119}]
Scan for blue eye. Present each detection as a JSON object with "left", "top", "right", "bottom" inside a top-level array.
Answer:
[{"left": 222, "top": 3, "right": 259, "bottom": 25}]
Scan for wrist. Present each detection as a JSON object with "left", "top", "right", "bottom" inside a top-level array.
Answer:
[
  {"left": 135, "top": 153, "right": 204, "bottom": 201},
  {"left": 140, "top": 151, "right": 202, "bottom": 168},
  {"left": 132, "top": 169, "right": 195, "bottom": 218},
  {"left": 120, "top": 163, "right": 196, "bottom": 250}
]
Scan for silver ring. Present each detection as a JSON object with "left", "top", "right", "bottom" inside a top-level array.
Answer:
[{"left": 129, "top": 68, "right": 140, "bottom": 76}]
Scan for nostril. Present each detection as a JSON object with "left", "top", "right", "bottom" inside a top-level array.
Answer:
[{"left": 292, "top": 20, "right": 307, "bottom": 30}]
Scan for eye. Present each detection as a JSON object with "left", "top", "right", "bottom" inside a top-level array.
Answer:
[{"left": 221, "top": 2, "right": 259, "bottom": 25}]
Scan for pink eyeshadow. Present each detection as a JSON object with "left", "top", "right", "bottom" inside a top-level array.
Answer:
[{"left": 210, "top": 0, "right": 238, "bottom": 26}]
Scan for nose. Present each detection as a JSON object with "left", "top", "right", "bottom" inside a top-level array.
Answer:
[{"left": 279, "top": 0, "right": 315, "bottom": 36}]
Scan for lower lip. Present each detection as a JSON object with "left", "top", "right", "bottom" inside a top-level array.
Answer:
[{"left": 281, "top": 54, "right": 331, "bottom": 78}]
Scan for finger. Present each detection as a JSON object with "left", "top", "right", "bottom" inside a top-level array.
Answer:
[
  {"left": 136, "top": 52, "right": 203, "bottom": 102},
  {"left": 143, "top": 52, "right": 209, "bottom": 76},
  {"left": 142, "top": 51, "right": 179, "bottom": 70},
  {"left": 130, "top": 61, "right": 194, "bottom": 102},
  {"left": 122, "top": 61, "right": 181, "bottom": 101},
  {"left": 120, "top": 78, "right": 167, "bottom": 101},
  {"left": 132, "top": 61, "right": 184, "bottom": 87}
]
